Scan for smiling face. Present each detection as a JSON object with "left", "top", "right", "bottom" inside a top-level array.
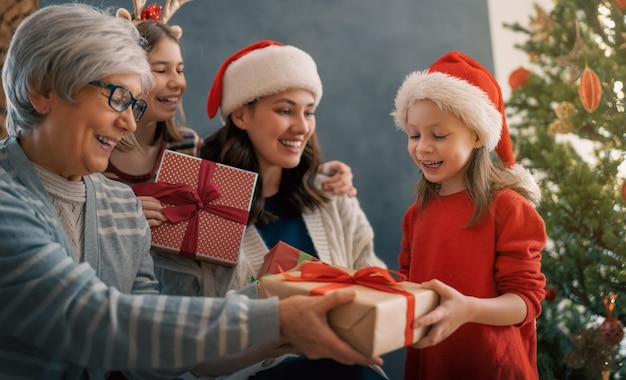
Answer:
[
  {"left": 406, "top": 99, "right": 482, "bottom": 195},
  {"left": 233, "top": 88, "right": 316, "bottom": 174},
  {"left": 140, "top": 37, "right": 185, "bottom": 125},
  {"left": 23, "top": 73, "right": 141, "bottom": 181}
]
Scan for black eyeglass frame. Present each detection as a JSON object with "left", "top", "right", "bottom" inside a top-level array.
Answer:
[{"left": 89, "top": 80, "right": 147, "bottom": 122}]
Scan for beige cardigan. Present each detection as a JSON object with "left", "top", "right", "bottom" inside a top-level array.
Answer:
[{"left": 153, "top": 176, "right": 387, "bottom": 298}]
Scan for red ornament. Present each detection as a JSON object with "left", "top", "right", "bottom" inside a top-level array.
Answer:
[
  {"left": 601, "top": 318, "right": 625, "bottom": 345},
  {"left": 141, "top": 3, "right": 162, "bottom": 21},
  {"left": 600, "top": 292, "right": 624, "bottom": 345},
  {"left": 621, "top": 181, "right": 626, "bottom": 202},
  {"left": 578, "top": 67, "right": 602, "bottom": 113},
  {"left": 544, "top": 285, "right": 558, "bottom": 302},
  {"left": 509, "top": 67, "right": 530, "bottom": 90}
]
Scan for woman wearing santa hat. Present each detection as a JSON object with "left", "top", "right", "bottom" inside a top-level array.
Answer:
[
  {"left": 152, "top": 40, "right": 388, "bottom": 379},
  {"left": 392, "top": 50, "right": 547, "bottom": 379},
  {"left": 104, "top": 6, "right": 357, "bottom": 229}
]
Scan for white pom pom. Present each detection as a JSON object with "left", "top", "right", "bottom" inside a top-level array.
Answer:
[{"left": 510, "top": 163, "right": 542, "bottom": 205}]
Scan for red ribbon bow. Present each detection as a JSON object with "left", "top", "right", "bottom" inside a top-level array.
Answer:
[
  {"left": 141, "top": 3, "right": 162, "bottom": 21},
  {"left": 281, "top": 263, "right": 416, "bottom": 347},
  {"left": 133, "top": 160, "right": 250, "bottom": 256}
]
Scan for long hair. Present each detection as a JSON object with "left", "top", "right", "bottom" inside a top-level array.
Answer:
[
  {"left": 416, "top": 146, "right": 539, "bottom": 226},
  {"left": 116, "top": 20, "right": 187, "bottom": 151},
  {"left": 200, "top": 103, "right": 329, "bottom": 225}
]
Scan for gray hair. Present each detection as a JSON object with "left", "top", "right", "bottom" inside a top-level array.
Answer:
[{"left": 2, "top": 3, "right": 155, "bottom": 135}]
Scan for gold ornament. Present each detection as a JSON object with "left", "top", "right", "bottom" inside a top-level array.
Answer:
[
  {"left": 555, "top": 19, "right": 587, "bottom": 83},
  {"left": 555, "top": 101, "right": 576, "bottom": 119},
  {"left": 529, "top": 4, "right": 553, "bottom": 42},
  {"left": 548, "top": 119, "right": 574, "bottom": 136},
  {"left": 548, "top": 101, "right": 576, "bottom": 136}
]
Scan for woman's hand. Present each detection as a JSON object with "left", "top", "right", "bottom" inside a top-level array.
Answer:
[
  {"left": 279, "top": 290, "right": 383, "bottom": 366},
  {"left": 318, "top": 160, "right": 357, "bottom": 197},
  {"left": 138, "top": 196, "right": 168, "bottom": 227}
]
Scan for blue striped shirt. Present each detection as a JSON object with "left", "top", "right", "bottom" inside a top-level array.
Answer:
[{"left": 0, "top": 137, "right": 279, "bottom": 379}]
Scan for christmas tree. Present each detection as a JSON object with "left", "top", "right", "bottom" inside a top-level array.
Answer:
[{"left": 504, "top": 1, "right": 626, "bottom": 378}]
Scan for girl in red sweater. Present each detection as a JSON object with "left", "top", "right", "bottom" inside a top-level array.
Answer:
[{"left": 391, "top": 51, "right": 547, "bottom": 379}]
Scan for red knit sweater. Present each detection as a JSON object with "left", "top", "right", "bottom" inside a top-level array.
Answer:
[{"left": 399, "top": 189, "right": 546, "bottom": 380}]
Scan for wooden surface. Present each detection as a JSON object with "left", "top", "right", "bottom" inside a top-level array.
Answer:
[{"left": 0, "top": 0, "right": 39, "bottom": 139}]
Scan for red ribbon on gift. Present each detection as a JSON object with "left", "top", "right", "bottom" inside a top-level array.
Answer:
[
  {"left": 133, "top": 160, "right": 250, "bottom": 257},
  {"left": 280, "top": 263, "right": 416, "bottom": 348}
]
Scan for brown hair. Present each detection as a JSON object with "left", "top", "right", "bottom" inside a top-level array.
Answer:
[
  {"left": 116, "top": 20, "right": 187, "bottom": 151},
  {"left": 200, "top": 102, "right": 329, "bottom": 225}
]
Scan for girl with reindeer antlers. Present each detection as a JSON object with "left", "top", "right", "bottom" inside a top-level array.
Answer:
[{"left": 106, "top": 0, "right": 360, "bottom": 229}]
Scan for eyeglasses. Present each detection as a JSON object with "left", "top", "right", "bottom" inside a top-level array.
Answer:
[{"left": 89, "top": 80, "right": 147, "bottom": 122}]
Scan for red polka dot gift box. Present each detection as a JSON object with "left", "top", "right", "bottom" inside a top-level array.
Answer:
[{"left": 133, "top": 150, "right": 258, "bottom": 266}]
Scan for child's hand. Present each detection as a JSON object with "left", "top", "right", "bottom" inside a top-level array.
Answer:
[
  {"left": 411, "top": 279, "right": 472, "bottom": 349},
  {"left": 319, "top": 160, "right": 357, "bottom": 197},
  {"left": 138, "top": 196, "right": 168, "bottom": 227}
]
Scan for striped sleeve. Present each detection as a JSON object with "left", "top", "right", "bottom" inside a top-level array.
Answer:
[{"left": 0, "top": 173, "right": 279, "bottom": 376}]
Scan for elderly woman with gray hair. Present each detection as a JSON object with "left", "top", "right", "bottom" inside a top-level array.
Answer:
[{"left": 0, "top": 4, "right": 382, "bottom": 379}]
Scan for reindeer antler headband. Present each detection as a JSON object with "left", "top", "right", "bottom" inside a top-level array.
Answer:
[{"left": 116, "top": 0, "right": 192, "bottom": 38}]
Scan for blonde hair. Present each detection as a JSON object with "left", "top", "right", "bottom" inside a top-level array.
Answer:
[{"left": 416, "top": 146, "right": 539, "bottom": 226}]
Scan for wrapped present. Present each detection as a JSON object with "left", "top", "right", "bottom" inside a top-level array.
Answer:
[
  {"left": 257, "top": 241, "right": 320, "bottom": 278},
  {"left": 260, "top": 263, "right": 439, "bottom": 357},
  {"left": 133, "top": 150, "right": 258, "bottom": 266}
]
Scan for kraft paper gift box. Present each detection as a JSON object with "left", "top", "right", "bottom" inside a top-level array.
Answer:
[
  {"left": 257, "top": 241, "right": 320, "bottom": 278},
  {"left": 260, "top": 263, "right": 440, "bottom": 357},
  {"left": 133, "top": 150, "right": 258, "bottom": 266}
]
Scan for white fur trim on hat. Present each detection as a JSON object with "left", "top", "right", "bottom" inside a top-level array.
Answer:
[
  {"left": 392, "top": 70, "right": 502, "bottom": 152},
  {"left": 510, "top": 163, "right": 542, "bottom": 204},
  {"left": 220, "top": 44, "right": 323, "bottom": 120}
]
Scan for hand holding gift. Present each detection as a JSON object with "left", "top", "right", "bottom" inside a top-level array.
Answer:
[
  {"left": 136, "top": 195, "right": 167, "bottom": 227},
  {"left": 261, "top": 262, "right": 440, "bottom": 357},
  {"left": 412, "top": 279, "right": 530, "bottom": 349},
  {"left": 277, "top": 289, "right": 384, "bottom": 366}
]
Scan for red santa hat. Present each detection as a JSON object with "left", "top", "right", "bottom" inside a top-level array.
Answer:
[
  {"left": 392, "top": 50, "right": 515, "bottom": 168},
  {"left": 207, "top": 40, "right": 323, "bottom": 121}
]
